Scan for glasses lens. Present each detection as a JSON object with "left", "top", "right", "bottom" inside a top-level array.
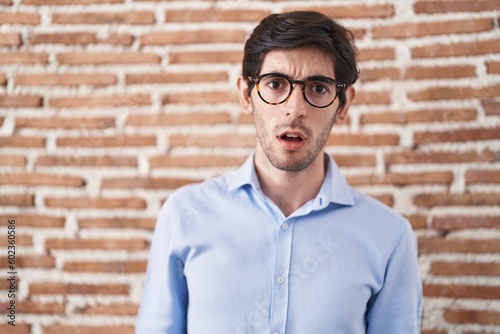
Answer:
[
  {"left": 257, "top": 75, "right": 291, "bottom": 104},
  {"left": 304, "top": 78, "right": 338, "bottom": 108}
]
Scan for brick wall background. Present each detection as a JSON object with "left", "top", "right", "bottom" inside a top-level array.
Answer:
[{"left": 0, "top": 0, "right": 498, "bottom": 333}]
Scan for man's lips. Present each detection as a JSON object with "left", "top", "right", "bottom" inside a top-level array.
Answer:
[
  {"left": 278, "top": 131, "right": 306, "bottom": 142},
  {"left": 277, "top": 131, "right": 307, "bottom": 149}
]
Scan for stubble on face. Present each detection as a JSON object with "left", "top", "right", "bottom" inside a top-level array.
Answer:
[{"left": 252, "top": 103, "right": 336, "bottom": 173}]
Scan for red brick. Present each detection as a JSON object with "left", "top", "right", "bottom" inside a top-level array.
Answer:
[
  {"left": 0, "top": 95, "right": 42, "bottom": 107},
  {"left": 29, "top": 32, "right": 97, "bottom": 45},
  {"left": 330, "top": 154, "right": 376, "bottom": 167},
  {"left": 358, "top": 47, "right": 395, "bottom": 61},
  {"left": 57, "top": 52, "right": 160, "bottom": 65},
  {"left": 444, "top": 309, "right": 500, "bottom": 325},
  {"left": 385, "top": 149, "right": 495, "bottom": 165},
  {"left": 141, "top": 29, "right": 246, "bottom": 46},
  {"left": 0, "top": 154, "right": 26, "bottom": 166},
  {"left": 0, "top": 214, "right": 65, "bottom": 228},
  {"left": 421, "top": 330, "right": 446, "bottom": 334},
  {"left": 0, "top": 136, "right": 45, "bottom": 147},
  {"left": 101, "top": 177, "right": 200, "bottom": 189},
  {"left": 354, "top": 90, "right": 391, "bottom": 105},
  {"left": 150, "top": 155, "right": 247, "bottom": 169},
  {"left": 405, "top": 65, "right": 476, "bottom": 80},
  {"left": 0, "top": 324, "right": 30, "bottom": 334},
  {"left": 0, "top": 301, "right": 64, "bottom": 314},
  {"left": 0, "top": 234, "right": 31, "bottom": 246},
  {"left": 482, "top": 99, "right": 500, "bottom": 116},
  {"left": 166, "top": 9, "right": 270, "bottom": 22},
  {"left": 0, "top": 255, "right": 55, "bottom": 268},
  {"left": 0, "top": 173, "right": 85, "bottom": 187},
  {"left": 64, "top": 260, "right": 147, "bottom": 272},
  {"left": 327, "top": 133, "right": 399, "bottom": 146},
  {"left": 466, "top": 169, "right": 500, "bottom": 184},
  {"left": 360, "top": 67, "right": 401, "bottom": 82},
  {"left": 409, "top": 84, "right": 500, "bottom": 101},
  {"left": 414, "top": 193, "right": 500, "bottom": 208},
  {"left": 419, "top": 238, "right": 500, "bottom": 253},
  {"left": 75, "top": 303, "right": 138, "bottom": 316},
  {"left": 36, "top": 155, "right": 137, "bottom": 168},
  {"left": 361, "top": 108, "right": 476, "bottom": 124},
  {"left": 52, "top": 11, "right": 154, "bottom": 24},
  {"left": 57, "top": 135, "right": 156, "bottom": 148},
  {"left": 46, "top": 238, "right": 147, "bottom": 250},
  {"left": 45, "top": 197, "right": 147, "bottom": 210},
  {"left": 126, "top": 71, "right": 227, "bottom": 84},
  {"left": 78, "top": 217, "right": 156, "bottom": 230},
  {"left": 284, "top": 4, "right": 394, "bottom": 19},
  {"left": 0, "top": 11, "right": 40, "bottom": 25},
  {"left": 99, "top": 32, "right": 134, "bottom": 45},
  {"left": 373, "top": 18, "right": 492, "bottom": 39},
  {"left": 0, "top": 0, "right": 10, "bottom": 4},
  {"left": 170, "top": 50, "right": 241, "bottom": 64},
  {"left": 432, "top": 215, "right": 500, "bottom": 231},
  {"left": 412, "top": 39, "right": 500, "bottom": 58},
  {"left": 0, "top": 72, "right": 5, "bottom": 85},
  {"left": 50, "top": 94, "right": 150, "bottom": 108},
  {"left": 0, "top": 52, "right": 48, "bottom": 64},
  {"left": 424, "top": 284, "right": 500, "bottom": 299},
  {"left": 368, "top": 194, "right": 394, "bottom": 207},
  {"left": 415, "top": 127, "right": 500, "bottom": 145},
  {"left": 431, "top": 261, "right": 500, "bottom": 276},
  {"left": 43, "top": 325, "right": 134, "bottom": 334},
  {"left": 23, "top": 0, "right": 123, "bottom": 3},
  {"left": 486, "top": 60, "right": 500, "bottom": 74},
  {"left": 163, "top": 91, "right": 239, "bottom": 105},
  {"left": 16, "top": 117, "right": 115, "bottom": 129},
  {"left": 414, "top": 0, "right": 500, "bottom": 13},
  {"left": 14, "top": 73, "right": 116, "bottom": 86},
  {"left": 0, "top": 32, "right": 21, "bottom": 46},
  {"left": 30, "top": 283, "right": 129, "bottom": 295},
  {"left": 406, "top": 215, "right": 427, "bottom": 229},
  {"left": 347, "top": 171, "right": 453, "bottom": 186},
  {"left": 126, "top": 112, "right": 230, "bottom": 126},
  {"left": 169, "top": 134, "right": 256, "bottom": 148},
  {"left": 0, "top": 194, "right": 34, "bottom": 207}
]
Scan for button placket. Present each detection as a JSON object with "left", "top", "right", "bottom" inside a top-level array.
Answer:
[{"left": 269, "top": 218, "right": 295, "bottom": 334}]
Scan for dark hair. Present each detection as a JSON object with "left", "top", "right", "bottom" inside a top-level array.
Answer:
[{"left": 243, "top": 11, "right": 359, "bottom": 109}]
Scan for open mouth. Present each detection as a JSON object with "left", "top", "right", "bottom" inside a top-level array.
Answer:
[{"left": 281, "top": 133, "right": 304, "bottom": 143}]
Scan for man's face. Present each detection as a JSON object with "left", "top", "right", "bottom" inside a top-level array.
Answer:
[{"left": 241, "top": 46, "right": 349, "bottom": 172}]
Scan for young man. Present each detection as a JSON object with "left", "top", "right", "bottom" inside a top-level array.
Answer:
[{"left": 136, "top": 11, "right": 422, "bottom": 334}]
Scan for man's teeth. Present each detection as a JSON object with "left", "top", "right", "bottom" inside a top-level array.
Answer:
[{"left": 286, "top": 134, "right": 299, "bottom": 138}]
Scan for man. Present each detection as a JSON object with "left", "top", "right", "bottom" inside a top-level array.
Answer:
[{"left": 136, "top": 11, "right": 422, "bottom": 334}]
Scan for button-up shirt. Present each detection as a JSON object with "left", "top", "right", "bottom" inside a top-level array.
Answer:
[{"left": 136, "top": 153, "right": 422, "bottom": 334}]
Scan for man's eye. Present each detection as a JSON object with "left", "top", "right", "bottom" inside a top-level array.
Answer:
[
  {"left": 267, "top": 80, "right": 286, "bottom": 90},
  {"left": 310, "top": 84, "right": 329, "bottom": 94}
]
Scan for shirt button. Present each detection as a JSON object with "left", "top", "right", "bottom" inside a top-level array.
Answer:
[
  {"left": 276, "top": 276, "right": 285, "bottom": 284},
  {"left": 282, "top": 223, "right": 288, "bottom": 230},
  {"left": 273, "top": 332, "right": 280, "bottom": 334}
]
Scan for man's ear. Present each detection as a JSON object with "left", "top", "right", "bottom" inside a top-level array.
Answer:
[
  {"left": 336, "top": 85, "right": 355, "bottom": 123},
  {"left": 237, "top": 76, "right": 253, "bottom": 115}
]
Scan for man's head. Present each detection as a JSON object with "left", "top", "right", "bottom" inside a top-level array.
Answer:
[
  {"left": 237, "top": 11, "right": 358, "bottom": 173},
  {"left": 242, "top": 11, "right": 359, "bottom": 110}
]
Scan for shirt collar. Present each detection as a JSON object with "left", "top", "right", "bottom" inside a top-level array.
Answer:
[{"left": 228, "top": 151, "right": 354, "bottom": 207}]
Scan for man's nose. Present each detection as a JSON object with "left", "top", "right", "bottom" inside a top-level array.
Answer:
[{"left": 284, "top": 84, "right": 308, "bottom": 118}]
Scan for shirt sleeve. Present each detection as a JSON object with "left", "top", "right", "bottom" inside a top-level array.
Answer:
[
  {"left": 366, "top": 221, "right": 423, "bottom": 333},
  {"left": 136, "top": 200, "right": 188, "bottom": 334}
]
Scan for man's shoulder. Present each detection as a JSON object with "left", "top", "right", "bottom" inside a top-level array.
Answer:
[
  {"left": 348, "top": 188, "right": 411, "bottom": 231},
  {"left": 163, "top": 172, "right": 233, "bottom": 212}
]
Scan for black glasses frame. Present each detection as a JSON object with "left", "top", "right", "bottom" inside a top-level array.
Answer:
[{"left": 250, "top": 72, "right": 346, "bottom": 108}]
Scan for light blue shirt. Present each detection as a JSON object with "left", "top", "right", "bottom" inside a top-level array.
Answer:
[{"left": 136, "top": 153, "right": 422, "bottom": 334}]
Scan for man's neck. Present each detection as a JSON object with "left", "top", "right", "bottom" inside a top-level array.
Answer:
[{"left": 253, "top": 150, "right": 327, "bottom": 217}]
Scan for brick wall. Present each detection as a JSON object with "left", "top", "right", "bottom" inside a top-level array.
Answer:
[{"left": 0, "top": 0, "right": 498, "bottom": 333}]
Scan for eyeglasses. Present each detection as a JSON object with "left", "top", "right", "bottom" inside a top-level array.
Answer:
[{"left": 250, "top": 72, "right": 346, "bottom": 109}]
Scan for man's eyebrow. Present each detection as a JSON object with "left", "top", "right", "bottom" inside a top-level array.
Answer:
[{"left": 263, "top": 71, "right": 335, "bottom": 81}]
